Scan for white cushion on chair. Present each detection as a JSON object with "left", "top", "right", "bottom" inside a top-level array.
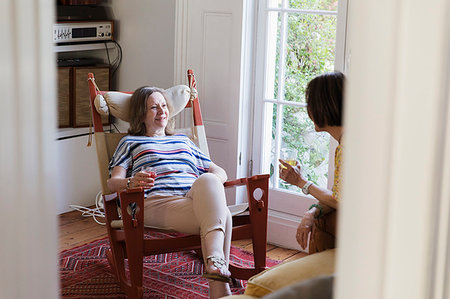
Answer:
[
  {"left": 100, "top": 91, "right": 131, "bottom": 121},
  {"left": 228, "top": 203, "right": 249, "bottom": 216},
  {"left": 94, "top": 85, "right": 191, "bottom": 122},
  {"left": 165, "top": 85, "right": 191, "bottom": 117}
]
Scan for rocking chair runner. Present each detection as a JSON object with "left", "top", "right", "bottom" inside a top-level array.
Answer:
[{"left": 87, "top": 70, "right": 269, "bottom": 299}]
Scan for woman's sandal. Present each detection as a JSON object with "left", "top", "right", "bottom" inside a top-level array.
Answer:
[{"left": 202, "top": 255, "right": 231, "bottom": 282}]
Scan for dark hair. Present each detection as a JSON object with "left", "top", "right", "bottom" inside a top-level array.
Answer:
[
  {"left": 306, "top": 71, "right": 345, "bottom": 128},
  {"left": 128, "top": 86, "right": 174, "bottom": 136}
]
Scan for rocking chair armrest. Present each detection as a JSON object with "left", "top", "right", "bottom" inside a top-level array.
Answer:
[
  {"left": 120, "top": 187, "right": 145, "bottom": 195},
  {"left": 103, "top": 192, "right": 119, "bottom": 202},
  {"left": 224, "top": 174, "right": 270, "bottom": 188},
  {"left": 103, "top": 187, "right": 145, "bottom": 203}
]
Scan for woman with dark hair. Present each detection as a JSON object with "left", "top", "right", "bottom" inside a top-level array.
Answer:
[
  {"left": 107, "top": 87, "right": 232, "bottom": 298},
  {"left": 279, "top": 71, "right": 344, "bottom": 253}
]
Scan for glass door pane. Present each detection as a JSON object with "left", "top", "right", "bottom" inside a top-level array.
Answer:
[
  {"left": 284, "top": 13, "right": 337, "bottom": 103},
  {"left": 264, "top": 104, "right": 330, "bottom": 191},
  {"left": 288, "top": 0, "right": 338, "bottom": 10}
]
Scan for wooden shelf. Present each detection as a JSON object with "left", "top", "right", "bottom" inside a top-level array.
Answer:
[{"left": 54, "top": 42, "right": 114, "bottom": 53}]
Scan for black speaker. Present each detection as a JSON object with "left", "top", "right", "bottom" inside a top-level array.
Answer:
[{"left": 57, "top": 4, "right": 112, "bottom": 21}]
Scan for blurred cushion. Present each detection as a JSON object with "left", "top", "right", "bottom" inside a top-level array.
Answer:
[
  {"left": 220, "top": 295, "right": 256, "bottom": 299},
  {"left": 263, "top": 274, "right": 334, "bottom": 299},
  {"left": 94, "top": 85, "right": 190, "bottom": 122},
  {"left": 244, "top": 249, "right": 336, "bottom": 297}
]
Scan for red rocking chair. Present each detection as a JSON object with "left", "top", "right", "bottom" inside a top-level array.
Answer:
[{"left": 87, "top": 69, "right": 270, "bottom": 298}]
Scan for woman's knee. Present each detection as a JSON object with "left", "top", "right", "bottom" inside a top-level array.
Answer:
[
  {"left": 190, "top": 173, "right": 228, "bottom": 214},
  {"left": 194, "top": 173, "right": 224, "bottom": 192},
  {"left": 198, "top": 172, "right": 222, "bottom": 184}
]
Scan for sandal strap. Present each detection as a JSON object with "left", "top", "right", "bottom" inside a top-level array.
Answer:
[{"left": 205, "top": 255, "right": 227, "bottom": 268}]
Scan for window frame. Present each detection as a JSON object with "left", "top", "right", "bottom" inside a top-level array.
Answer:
[{"left": 251, "top": 0, "right": 348, "bottom": 216}]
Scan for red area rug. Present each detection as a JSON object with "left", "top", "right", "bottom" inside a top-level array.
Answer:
[{"left": 60, "top": 232, "right": 281, "bottom": 298}]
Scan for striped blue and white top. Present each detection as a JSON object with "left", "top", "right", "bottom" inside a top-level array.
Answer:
[{"left": 109, "top": 135, "right": 211, "bottom": 197}]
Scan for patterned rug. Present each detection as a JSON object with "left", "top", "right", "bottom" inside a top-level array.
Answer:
[{"left": 60, "top": 232, "right": 281, "bottom": 298}]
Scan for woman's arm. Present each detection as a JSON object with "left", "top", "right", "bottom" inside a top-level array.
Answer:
[
  {"left": 107, "top": 166, "right": 154, "bottom": 192},
  {"left": 208, "top": 162, "right": 227, "bottom": 183},
  {"left": 308, "top": 185, "right": 338, "bottom": 210},
  {"left": 107, "top": 166, "right": 128, "bottom": 192}
]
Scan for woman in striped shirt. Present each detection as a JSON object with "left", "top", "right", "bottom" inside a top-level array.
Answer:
[{"left": 108, "top": 87, "right": 232, "bottom": 298}]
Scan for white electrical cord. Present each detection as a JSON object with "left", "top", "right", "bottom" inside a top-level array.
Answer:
[{"left": 69, "top": 191, "right": 106, "bottom": 225}]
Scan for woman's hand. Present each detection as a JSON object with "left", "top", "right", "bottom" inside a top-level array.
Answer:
[
  {"left": 128, "top": 170, "right": 155, "bottom": 189},
  {"left": 278, "top": 159, "right": 306, "bottom": 187},
  {"left": 296, "top": 210, "right": 315, "bottom": 249},
  {"left": 107, "top": 166, "right": 155, "bottom": 192}
]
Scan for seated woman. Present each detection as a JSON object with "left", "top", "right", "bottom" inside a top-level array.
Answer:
[
  {"left": 279, "top": 71, "right": 344, "bottom": 253},
  {"left": 107, "top": 86, "right": 232, "bottom": 299}
]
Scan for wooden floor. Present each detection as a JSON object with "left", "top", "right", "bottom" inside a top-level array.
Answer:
[{"left": 59, "top": 209, "right": 307, "bottom": 262}]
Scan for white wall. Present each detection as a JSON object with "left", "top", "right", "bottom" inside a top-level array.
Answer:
[
  {"left": 55, "top": 132, "right": 103, "bottom": 214},
  {"left": 110, "top": 0, "right": 176, "bottom": 90},
  {"left": 56, "top": 0, "right": 177, "bottom": 214}
]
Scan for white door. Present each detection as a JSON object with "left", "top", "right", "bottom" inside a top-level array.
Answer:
[{"left": 179, "top": 0, "right": 244, "bottom": 203}]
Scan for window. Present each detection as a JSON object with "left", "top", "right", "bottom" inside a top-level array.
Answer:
[{"left": 252, "top": 0, "right": 347, "bottom": 214}]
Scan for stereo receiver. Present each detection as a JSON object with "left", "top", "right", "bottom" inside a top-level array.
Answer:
[{"left": 53, "top": 21, "right": 113, "bottom": 44}]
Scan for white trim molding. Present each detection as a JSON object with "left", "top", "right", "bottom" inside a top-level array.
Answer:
[
  {"left": 0, "top": 0, "right": 58, "bottom": 297},
  {"left": 173, "top": 0, "right": 189, "bottom": 130},
  {"left": 430, "top": 39, "right": 450, "bottom": 299},
  {"left": 267, "top": 210, "right": 305, "bottom": 251},
  {"left": 174, "top": 0, "right": 189, "bottom": 130},
  {"left": 335, "top": 0, "right": 450, "bottom": 299},
  {"left": 174, "top": 0, "right": 188, "bottom": 86}
]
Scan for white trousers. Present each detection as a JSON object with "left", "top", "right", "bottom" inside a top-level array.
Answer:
[{"left": 143, "top": 173, "right": 232, "bottom": 265}]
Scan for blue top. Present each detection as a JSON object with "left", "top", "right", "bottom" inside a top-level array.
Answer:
[{"left": 109, "top": 135, "right": 211, "bottom": 197}]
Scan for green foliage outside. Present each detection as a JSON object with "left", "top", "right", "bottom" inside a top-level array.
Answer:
[{"left": 270, "top": 0, "right": 338, "bottom": 192}]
